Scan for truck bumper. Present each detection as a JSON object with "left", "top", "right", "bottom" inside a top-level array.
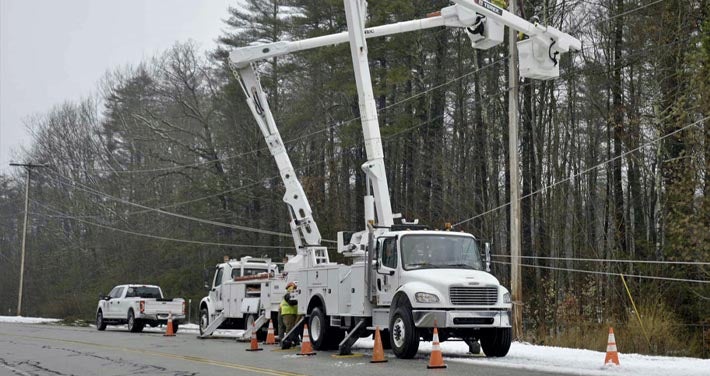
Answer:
[
  {"left": 412, "top": 309, "right": 511, "bottom": 328},
  {"left": 140, "top": 314, "right": 186, "bottom": 323}
]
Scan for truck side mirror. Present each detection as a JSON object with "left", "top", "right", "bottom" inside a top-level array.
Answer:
[
  {"left": 203, "top": 269, "right": 211, "bottom": 290},
  {"left": 485, "top": 242, "right": 491, "bottom": 272}
]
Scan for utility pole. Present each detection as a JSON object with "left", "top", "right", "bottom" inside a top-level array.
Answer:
[
  {"left": 9, "top": 162, "right": 48, "bottom": 316},
  {"left": 507, "top": 1, "right": 523, "bottom": 340}
]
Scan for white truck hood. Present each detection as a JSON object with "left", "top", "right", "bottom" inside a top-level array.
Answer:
[{"left": 402, "top": 268, "right": 501, "bottom": 290}]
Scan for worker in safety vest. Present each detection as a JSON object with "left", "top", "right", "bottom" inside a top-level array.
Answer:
[{"left": 280, "top": 281, "right": 299, "bottom": 348}]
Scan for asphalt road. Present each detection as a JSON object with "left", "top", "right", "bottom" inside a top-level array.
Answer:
[{"left": 0, "top": 323, "right": 565, "bottom": 376}]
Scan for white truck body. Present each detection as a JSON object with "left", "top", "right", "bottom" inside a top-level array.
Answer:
[
  {"left": 96, "top": 284, "right": 185, "bottom": 333},
  {"left": 198, "top": 257, "right": 283, "bottom": 336}
]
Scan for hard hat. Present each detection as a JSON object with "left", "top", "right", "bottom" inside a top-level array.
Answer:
[{"left": 286, "top": 281, "right": 297, "bottom": 290}]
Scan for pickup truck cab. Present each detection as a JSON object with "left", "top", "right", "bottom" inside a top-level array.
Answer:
[{"left": 96, "top": 284, "right": 185, "bottom": 333}]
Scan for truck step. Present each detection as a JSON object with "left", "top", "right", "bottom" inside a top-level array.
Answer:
[
  {"left": 238, "top": 314, "right": 269, "bottom": 341},
  {"left": 338, "top": 319, "right": 367, "bottom": 356}
]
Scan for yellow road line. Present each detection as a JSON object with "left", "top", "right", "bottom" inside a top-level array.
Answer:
[{"left": 1, "top": 332, "right": 305, "bottom": 376}]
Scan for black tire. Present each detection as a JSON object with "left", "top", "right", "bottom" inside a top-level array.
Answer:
[
  {"left": 127, "top": 310, "right": 143, "bottom": 333},
  {"left": 308, "top": 306, "right": 330, "bottom": 350},
  {"left": 480, "top": 328, "right": 511, "bottom": 357},
  {"left": 389, "top": 305, "right": 419, "bottom": 359},
  {"left": 172, "top": 322, "right": 179, "bottom": 333},
  {"left": 199, "top": 308, "right": 209, "bottom": 336},
  {"left": 96, "top": 310, "right": 107, "bottom": 331},
  {"left": 380, "top": 330, "right": 392, "bottom": 350}
]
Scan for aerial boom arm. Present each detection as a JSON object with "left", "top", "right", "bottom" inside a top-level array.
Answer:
[{"left": 235, "top": 65, "right": 322, "bottom": 249}]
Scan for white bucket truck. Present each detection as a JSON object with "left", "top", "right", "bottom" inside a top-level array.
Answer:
[{"left": 223, "top": 0, "right": 580, "bottom": 357}]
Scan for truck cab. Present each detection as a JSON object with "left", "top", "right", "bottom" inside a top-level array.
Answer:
[{"left": 373, "top": 231, "right": 511, "bottom": 357}]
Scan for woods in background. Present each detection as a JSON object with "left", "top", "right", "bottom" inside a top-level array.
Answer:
[{"left": 1, "top": 0, "right": 708, "bottom": 357}]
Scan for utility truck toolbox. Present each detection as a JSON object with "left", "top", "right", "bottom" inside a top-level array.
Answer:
[{"left": 96, "top": 284, "right": 186, "bottom": 333}]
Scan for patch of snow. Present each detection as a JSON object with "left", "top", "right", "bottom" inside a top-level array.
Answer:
[
  {"left": 353, "top": 337, "right": 710, "bottom": 376},
  {"left": 0, "top": 316, "right": 61, "bottom": 324}
]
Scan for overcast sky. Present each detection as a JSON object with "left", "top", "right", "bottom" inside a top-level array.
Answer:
[{"left": 0, "top": 0, "right": 232, "bottom": 174}]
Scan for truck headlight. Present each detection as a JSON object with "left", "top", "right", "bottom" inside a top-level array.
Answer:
[
  {"left": 415, "top": 292, "right": 440, "bottom": 303},
  {"left": 503, "top": 292, "right": 511, "bottom": 304}
]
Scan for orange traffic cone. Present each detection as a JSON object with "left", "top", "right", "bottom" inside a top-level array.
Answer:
[
  {"left": 163, "top": 312, "right": 176, "bottom": 337},
  {"left": 604, "top": 327, "right": 620, "bottom": 366},
  {"left": 246, "top": 322, "right": 263, "bottom": 351},
  {"left": 264, "top": 319, "right": 276, "bottom": 345},
  {"left": 371, "top": 326, "right": 388, "bottom": 363},
  {"left": 298, "top": 323, "right": 316, "bottom": 356},
  {"left": 427, "top": 322, "right": 446, "bottom": 369}
]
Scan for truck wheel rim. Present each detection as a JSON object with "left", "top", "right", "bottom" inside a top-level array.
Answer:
[
  {"left": 200, "top": 314, "right": 208, "bottom": 331},
  {"left": 128, "top": 315, "right": 134, "bottom": 329},
  {"left": 311, "top": 315, "right": 321, "bottom": 342},
  {"left": 97, "top": 313, "right": 102, "bottom": 326},
  {"left": 392, "top": 317, "right": 405, "bottom": 348}
]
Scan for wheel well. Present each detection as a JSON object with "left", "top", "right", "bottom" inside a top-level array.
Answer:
[
  {"left": 200, "top": 302, "right": 208, "bottom": 312},
  {"left": 307, "top": 295, "right": 325, "bottom": 314},
  {"left": 392, "top": 292, "right": 410, "bottom": 310}
]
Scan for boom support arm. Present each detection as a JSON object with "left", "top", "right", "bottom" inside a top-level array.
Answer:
[{"left": 235, "top": 65, "right": 322, "bottom": 250}]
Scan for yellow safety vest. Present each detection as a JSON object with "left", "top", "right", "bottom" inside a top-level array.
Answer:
[{"left": 281, "top": 295, "right": 297, "bottom": 315}]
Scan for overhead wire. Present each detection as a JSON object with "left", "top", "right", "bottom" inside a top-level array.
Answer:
[
  {"left": 492, "top": 260, "right": 709, "bottom": 284},
  {"left": 452, "top": 115, "right": 710, "bottom": 227},
  {"left": 31, "top": 199, "right": 292, "bottom": 249},
  {"left": 491, "top": 254, "right": 710, "bottom": 266}
]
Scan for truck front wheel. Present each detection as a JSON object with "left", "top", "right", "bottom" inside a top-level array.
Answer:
[
  {"left": 96, "top": 310, "right": 106, "bottom": 331},
  {"left": 390, "top": 306, "right": 419, "bottom": 359},
  {"left": 480, "top": 327, "right": 511, "bottom": 357},
  {"left": 199, "top": 308, "right": 209, "bottom": 336}
]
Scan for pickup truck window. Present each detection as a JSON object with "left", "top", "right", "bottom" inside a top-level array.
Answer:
[
  {"left": 125, "top": 286, "right": 162, "bottom": 299},
  {"left": 110, "top": 287, "right": 125, "bottom": 299}
]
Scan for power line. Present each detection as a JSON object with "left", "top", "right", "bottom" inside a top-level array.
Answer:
[
  {"left": 43, "top": 170, "right": 296, "bottom": 240},
  {"left": 492, "top": 260, "right": 710, "bottom": 284},
  {"left": 491, "top": 254, "right": 710, "bottom": 266},
  {"left": 32, "top": 199, "right": 292, "bottom": 250},
  {"left": 453, "top": 115, "right": 710, "bottom": 227}
]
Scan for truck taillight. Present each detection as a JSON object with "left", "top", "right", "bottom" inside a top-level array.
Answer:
[
  {"left": 139, "top": 300, "right": 145, "bottom": 313},
  {"left": 182, "top": 301, "right": 186, "bottom": 315}
]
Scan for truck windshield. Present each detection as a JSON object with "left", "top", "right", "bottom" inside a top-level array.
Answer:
[
  {"left": 125, "top": 286, "right": 162, "bottom": 299},
  {"left": 401, "top": 234, "right": 483, "bottom": 271}
]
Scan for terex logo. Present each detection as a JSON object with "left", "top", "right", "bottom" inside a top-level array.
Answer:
[
  {"left": 364, "top": 28, "right": 374, "bottom": 34},
  {"left": 482, "top": 1, "right": 504, "bottom": 16}
]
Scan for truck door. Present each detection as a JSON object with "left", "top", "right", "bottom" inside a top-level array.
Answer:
[
  {"left": 211, "top": 267, "right": 225, "bottom": 312},
  {"left": 108, "top": 286, "right": 125, "bottom": 318},
  {"left": 376, "top": 237, "right": 400, "bottom": 306}
]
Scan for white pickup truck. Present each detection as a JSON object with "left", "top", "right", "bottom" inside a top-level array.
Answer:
[{"left": 96, "top": 284, "right": 186, "bottom": 333}]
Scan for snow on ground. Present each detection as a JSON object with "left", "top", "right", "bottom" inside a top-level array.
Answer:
[
  {"left": 352, "top": 337, "right": 710, "bottom": 376},
  {"left": 0, "top": 316, "right": 61, "bottom": 324},
  {"left": 3, "top": 316, "right": 708, "bottom": 375}
]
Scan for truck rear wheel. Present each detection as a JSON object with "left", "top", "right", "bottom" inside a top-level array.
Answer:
[
  {"left": 480, "top": 327, "right": 511, "bottom": 357},
  {"left": 390, "top": 306, "right": 419, "bottom": 359},
  {"left": 308, "top": 307, "right": 328, "bottom": 350},
  {"left": 245, "top": 314, "right": 267, "bottom": 341},
  {"left": 127, "top": 310, "right": 144, "bottom": 333}
]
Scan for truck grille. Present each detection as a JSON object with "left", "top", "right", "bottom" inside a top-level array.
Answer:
[{"left": 449, "top": 286, "right": 498, "bottom": 305}]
